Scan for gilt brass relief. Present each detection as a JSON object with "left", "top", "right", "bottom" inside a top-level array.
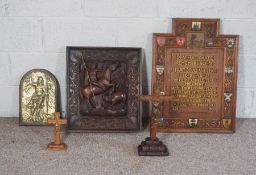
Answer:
[{"left": 19, "top": 69, "right": 57, "bottom": 125}]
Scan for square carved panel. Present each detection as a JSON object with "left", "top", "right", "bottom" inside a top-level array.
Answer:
[{"left": 67, "top": 47, "right": 145, "bottom": 132}]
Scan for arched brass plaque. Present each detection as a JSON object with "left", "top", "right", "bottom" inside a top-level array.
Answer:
[{"left": 19, "top": 69, "right": 57, "bottom": 125}]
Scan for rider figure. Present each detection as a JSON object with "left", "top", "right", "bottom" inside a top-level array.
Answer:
[{"left": 90, "top": 63, "right": 119, "bottom": 90}]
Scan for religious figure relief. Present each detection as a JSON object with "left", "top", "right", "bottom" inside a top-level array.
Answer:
[
  {"left": 80, "top": 61, "right": 128, "bottom": 116},
  {"left": 19, "top": 69, "right": 57, "bottom": 125},
  {"left": 186, "top": 32, "right": 205, "bottom": 48},
  {"left": 26, "top": 76, "right": 47, "bottom": 117}
]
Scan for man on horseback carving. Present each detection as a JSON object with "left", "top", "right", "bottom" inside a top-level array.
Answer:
[
  {"left": 82, "top": 62, "right": 120, "bottom": 108},
  {"left": 90, "top": 63, "right": 119, "bottom": 90}
]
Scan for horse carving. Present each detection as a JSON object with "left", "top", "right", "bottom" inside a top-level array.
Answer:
[
  {"left": 103, "top": 91, "right": 127, "bottom": 108},
  {"left": 81, "top": 63, "right": 119, "bottom": 108}
]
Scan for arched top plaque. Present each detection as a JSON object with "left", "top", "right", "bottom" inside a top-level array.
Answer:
[{"left": 19, "top": 69, "right": 58, "bottom": 125}]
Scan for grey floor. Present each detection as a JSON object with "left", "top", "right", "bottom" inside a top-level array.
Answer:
[{"left": 0, "top": 118, "right": 256, "bottom": 175}]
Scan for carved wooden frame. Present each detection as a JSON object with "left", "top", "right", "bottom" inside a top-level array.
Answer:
[
  {"left": 66, "top": 47, "right": 143, "bottom": 132},
  {"left": 152, "top": 18, "right": 239, "bottom": 133}
]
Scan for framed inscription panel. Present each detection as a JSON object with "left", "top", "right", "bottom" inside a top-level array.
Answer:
[
  {"left": 153, "top": 18, "right": 239, "bottom": 133},
  {"left": 67, "top": 47, "right": 144, "bottom": 132}
]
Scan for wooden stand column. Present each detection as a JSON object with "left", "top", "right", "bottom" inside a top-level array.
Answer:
[
  {"left": 138, "top": 96, "right": 171, "bottom": 156},
  {"left": 47, "top": 112, "right": 67, "bottom": 151}
]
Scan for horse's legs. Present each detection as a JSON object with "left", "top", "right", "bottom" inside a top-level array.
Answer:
[
  {"left": 122, "top": 96, "right": 127, "bottom": 109},
  {"left": 88, "top": 96, "right": 96, "bottom": 108},
  {"left": 122, "top": 101, "right": 126, "bottom": 109}
]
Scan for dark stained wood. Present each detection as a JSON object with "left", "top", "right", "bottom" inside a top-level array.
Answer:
[
  {"left": 152, "top": 18, "right": 239, "bottom": 133},
  {"left": 138, "top": 95, "right": 169, "bottom": 156},
  {"left": 66, "top": 47, "right": 146, "bottom": 132}
]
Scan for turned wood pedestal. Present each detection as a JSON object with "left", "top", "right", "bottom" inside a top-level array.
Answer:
[{"left": 138, "top": 96, "right": 170, "bottom": 156}]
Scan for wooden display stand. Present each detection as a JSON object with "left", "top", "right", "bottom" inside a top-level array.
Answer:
[
  {"left": 47, "top": 112, "right": 67, "bottom": 151},
  {"left": 138, "top": 96, "right": 172, "bottom": 156}
]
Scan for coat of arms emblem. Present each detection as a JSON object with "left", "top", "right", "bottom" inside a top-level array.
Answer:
[{"left": 176, "top": 37, "right": 186, "bottom": 47}]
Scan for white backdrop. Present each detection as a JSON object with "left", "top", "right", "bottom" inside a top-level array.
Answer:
[{"left": 0, "top": 0, "right": 255, "bottom": 117}]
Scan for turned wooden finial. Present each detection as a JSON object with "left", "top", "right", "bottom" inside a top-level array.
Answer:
[{"left": 47, "top": 112, "right": 67, "bottom": 151}]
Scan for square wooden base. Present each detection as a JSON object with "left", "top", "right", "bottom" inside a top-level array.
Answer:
[
  {"left": 138, "top": 137, "right": 169, "bottom": 156},
  {"left": 47, "top": 142, "right": 67, "bottom": 151}
]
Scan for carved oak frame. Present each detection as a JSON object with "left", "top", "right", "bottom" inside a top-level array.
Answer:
[
  {"left": 152, "top": 18, "right": 239, "bottom": 133},
  {"left": 66, "top": 47, "right": 143, "bottom": 132}
]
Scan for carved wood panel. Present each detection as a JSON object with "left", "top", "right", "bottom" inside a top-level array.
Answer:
[
  {"left": 67, "top": 47, "right": 143, "bottom": 132},
  {"left": 153, "top": 18, "right": 239, "bottom": 133}
]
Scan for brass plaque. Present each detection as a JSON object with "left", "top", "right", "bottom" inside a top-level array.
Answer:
[
  {"left": 19, "top": 69, "right": 58, "bottom": 125},
  {"left": 152, "top": 18, "right": 239, "bottom": 133}
]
